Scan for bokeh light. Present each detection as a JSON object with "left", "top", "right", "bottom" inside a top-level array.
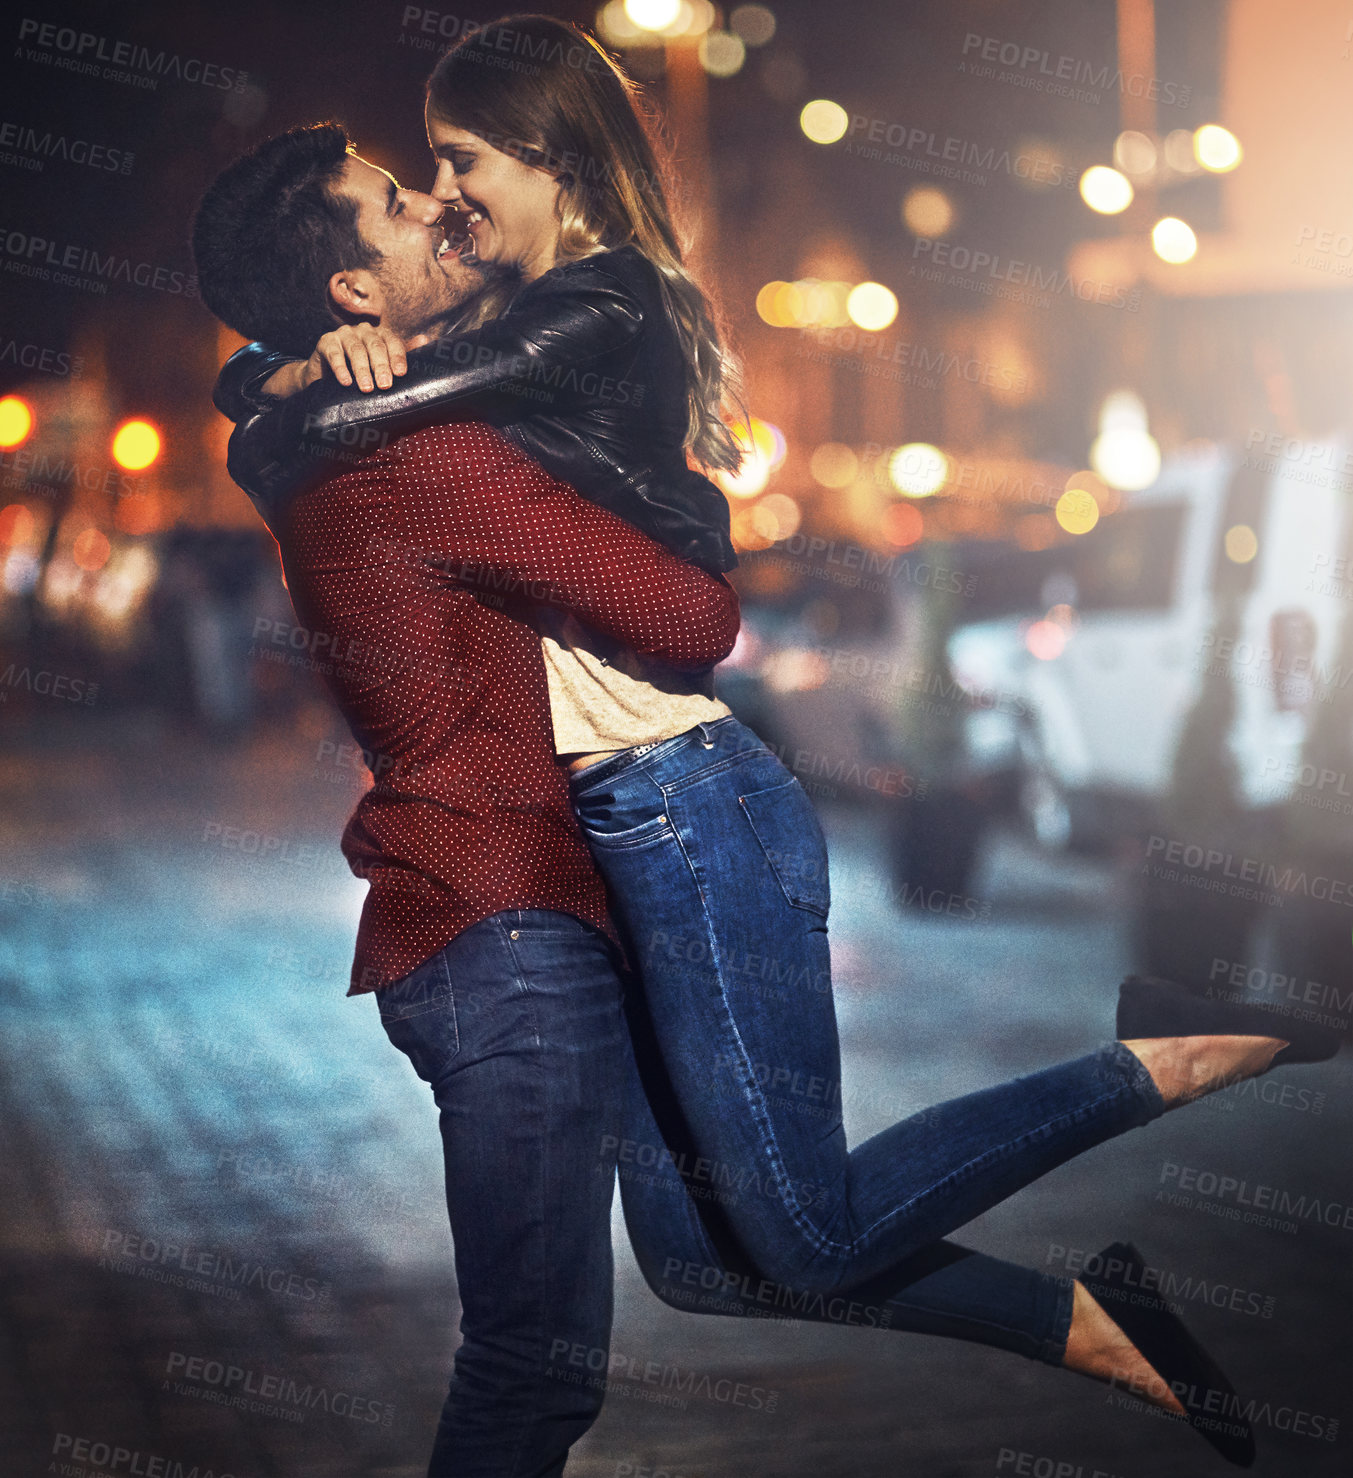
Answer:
[
  {"left": 111, "top": 419, "right": 162, "bottom": 471},
  {"left": 699, "top": 30, "right": 746, "bottom": 76},
  {"left": 809, "top": 442, "right": 858, "bottom": 488},
  {"left": 1026, "top": 619, "right": 1069, "bottom": 661},
  {"left": 750, "top": 492, "right": 801, "bottom": 541},
  {"left": 1151, "top": 217, "right": 1198, "bottom": 264},
  {"left": 1079, "top": 166, "right": 1133, "bottom": 215},
  {"left": 799, "top": 279, "right": 851, "bottom": 327},
  {"left": 756, "top": 280, "right": 794, "bottom": 326},
  {"left": 761, "top": 647, "right": 829, "bottom": 692},
  {"left": 881, "top": 501, "right": 924, "bottom": 548},
  {"left": 1194, "top": 124, "right": 1243, "bottom": 173},
  {"left": 1055, "top": 486, "right": 1100, "bottom": 535},
  {"left": 1091, "top": 428, "right": 1161, "bottom": 491},
  {"left": 0, "top": 503, "right": 37, "bottom": 545},
  {"left": 73, "top": 528, "right": 112, "bottom": 572},
  {"left": 902, "top": 187, "right": 954, "bottom": 237},
  {"left": 0, "top": 395, "right": 34, "bottom": 448},
  {"left": 730, "top": 3, "right": 775, "bottom": 44},
  {"left": 1064, "top": 468, "right": 1117, "bottom": 514},
  {"left": 623, "top": 0, "right": 681, "bottom": 30},
  {"left": 800, "top": 100, "right": 848, "bottom": 145},
  {"left": 717, "top": 417, "right": 781, "bottom": 499},
  {"left": 597, "top": 1, "right": 646, "bottom": 42},
  {"left": 756, "top": 278, "right": 855, "bottom": 328},
  {"left": 1163, "top": 129, "right": 1202, "bottom": 174},
  {"left": 887, "top": 443, "right": 949, "bottom": 498},
  {"left": 845, "top": 282, "right": 898, "bottom": 331},
  {"left": 1113, "top": 130, "right": 1157, "bottom": 176},
  {"left": 748, "top": 416, "right": 787, "bottom": 468},
  {"left": 1224, "top": 523, "right": 1259, "bottom": 563}
]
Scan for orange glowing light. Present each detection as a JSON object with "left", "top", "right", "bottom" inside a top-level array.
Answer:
[
  {"left": 115, "top": 493, "right": 162, "bottom": 536},
  {"left": 112, "top": 419, "right": 162, "bottom": 471},
  {"left": 73, "top": 528, "right": 112, "bottom": 572},
  {"left": 0, "top": 503, "right": 36, "bottom": 545},
  {"left": 881, "top": 501, "right": 924, "bottom": 548},
  {"left": 0, "top": 396, "right": 34, "bottom": 448}
]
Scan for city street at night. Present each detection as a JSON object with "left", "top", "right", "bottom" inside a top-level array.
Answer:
[
  {"left": 4, "top": 1, "right": 1353, "bottom": 1471},
  {"left": 1, "top": 714, "right": 1346, "bottom": 1478}
]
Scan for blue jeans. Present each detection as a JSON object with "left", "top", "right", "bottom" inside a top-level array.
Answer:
[
  {"left": 570, "top": 717, "right": 1167, "bottom": 1364},
  {"left": 375, "top": 910, "right": 630, "bottom": 1478}
]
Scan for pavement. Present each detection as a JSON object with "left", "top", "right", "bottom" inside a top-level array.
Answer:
[{"left": 0, "top": 712, "right": 1348, "bottom": 1478}]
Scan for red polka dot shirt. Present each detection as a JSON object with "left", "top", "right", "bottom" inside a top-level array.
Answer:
[{"left": 274, "top": 421, "right": 742, "bottom": 994}]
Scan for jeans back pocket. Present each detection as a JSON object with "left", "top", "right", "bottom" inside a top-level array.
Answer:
[
  {"left": 738, "top": 778, "right": 831, "bottom": 917},
  {"left": 377, "top": 950, "right": 455, "bottom": 1023}
]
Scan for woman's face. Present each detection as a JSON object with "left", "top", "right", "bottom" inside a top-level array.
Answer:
[{"left": 426, "top": 110, "right": 563, "bottom": 281}]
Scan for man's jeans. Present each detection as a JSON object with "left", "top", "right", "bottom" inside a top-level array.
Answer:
[{"left": 375, "top": 909, "right": 629, "bottom": 1478}]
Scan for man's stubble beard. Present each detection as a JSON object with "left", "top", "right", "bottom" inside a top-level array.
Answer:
[{"left": 382, "top": 253, "right": 522, "bottom": 343}]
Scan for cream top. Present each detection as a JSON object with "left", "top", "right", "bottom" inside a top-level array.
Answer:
[{"left": 535, "top": 608, "right": 730, "bottom": 755}]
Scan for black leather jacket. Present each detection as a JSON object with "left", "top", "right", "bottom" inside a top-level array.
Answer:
[{"left": 214, "top": 245, "right": 737, "bottom": 575}]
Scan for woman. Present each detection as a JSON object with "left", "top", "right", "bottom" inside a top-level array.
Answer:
[{"left": 217, "top": 16, "right": 1339, "bottom": 1466}]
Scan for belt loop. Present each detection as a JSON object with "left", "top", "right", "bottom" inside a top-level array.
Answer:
[{"left": 697, "top": 721, "right": 715, "bottom": 749}]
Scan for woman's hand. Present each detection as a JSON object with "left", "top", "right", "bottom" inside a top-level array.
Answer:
[{"left": 312, "top": 323, "right": 410, "bottom": 392}]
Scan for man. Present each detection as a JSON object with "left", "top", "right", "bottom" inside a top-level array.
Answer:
[{"left": 191, "top": 124, "right": 740, "bottom": 1477}]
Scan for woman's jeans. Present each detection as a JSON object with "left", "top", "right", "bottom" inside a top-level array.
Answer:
[{"left": 570, "top": 717, "right": 1166, "bottom": 1362}]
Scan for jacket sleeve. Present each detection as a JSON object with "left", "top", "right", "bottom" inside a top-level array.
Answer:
[
  {"left": 215, "top": 262, "right": 645, "bottom": 509},
  {"left": 385, "top": 424, "right": 739, "bottom": 671},
  {"left": 213, "top": 343, "right": 303, "bottom": 423},
  {"left": 290, "top": 261, "right": 645, "bottom": 449}
]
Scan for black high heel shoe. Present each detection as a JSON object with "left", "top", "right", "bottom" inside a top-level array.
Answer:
[
  {"left": 1117, "top": 975, "right": 1342, "bottom": 1067},
  {"left": 1082, "top": 1241, "right": 1256, "bottom": 1467}
]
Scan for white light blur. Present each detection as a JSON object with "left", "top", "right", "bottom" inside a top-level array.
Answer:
[
  {"left": 1079, "top": 165, "right": 1133, "bottom": 214},
  {"left": 1091, "top": 428, "right": 1161, "bottom": 491},
  {"left": 1194, "top": 124, "right": 1243, "bottom": 173},
  {"left": 888, "top": 443, "right": 949, "bottom": 498},
  {"left": 623, "top": 0, "right": 682, "bottom": 30},
  {"left": 846, "top": 282, "right": 898, "bottom": 331},
  {"left": 1113, "top": 130, "right": 1157, "bottom": 177},
  {"left": 1152, "top": 216, "right": 1198, "bottom": 264}
]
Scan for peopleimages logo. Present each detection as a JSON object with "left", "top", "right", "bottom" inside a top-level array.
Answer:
[
  {"left": 16, "top": 19, "right": 249, "bottom": 91},
  {"left": 0, "top": 228, "right": 197, "bottom": 297}
]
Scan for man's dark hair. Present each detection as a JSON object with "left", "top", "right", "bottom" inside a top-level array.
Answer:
[{"left": 191, "top": 122, "right": 381, "bottom": 355}]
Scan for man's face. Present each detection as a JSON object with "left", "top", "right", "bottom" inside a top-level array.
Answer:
[{"left": 334, "top": 152, "right": 481, "bottom": 337}]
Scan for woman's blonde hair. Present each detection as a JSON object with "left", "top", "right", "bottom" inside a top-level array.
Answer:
[{"left": 427, "top": 13, "right": 744, "bottom": 471}]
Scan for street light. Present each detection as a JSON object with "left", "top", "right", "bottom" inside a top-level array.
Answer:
[
  {"left": 1151, "top": 216, "right": 1198, "bottom": 264},
  {"left": 1194, "top": 124, "right": 1242, "bottom": 173},
  {"left": 623, "top": 0, "right": 681, "bottom": 30},
  {"left": 799, "top": 100, "right": 848, "bottom": 145},
  {"left": 0, "top": 395, "right": 34, "bottom": 449},
  {"left": 888, "top": 443, "right": 949, "bottom": 498},
  {"left": 111, "top": 419, "right": 162, "bottom": 471},
  {"left": 1079, "top": 166, "right": 1134, "bottom": 214}
]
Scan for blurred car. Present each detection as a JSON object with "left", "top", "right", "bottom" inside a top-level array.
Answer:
[{"left": 945, "top": 439, "right": 1353, "bottom": 850}]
